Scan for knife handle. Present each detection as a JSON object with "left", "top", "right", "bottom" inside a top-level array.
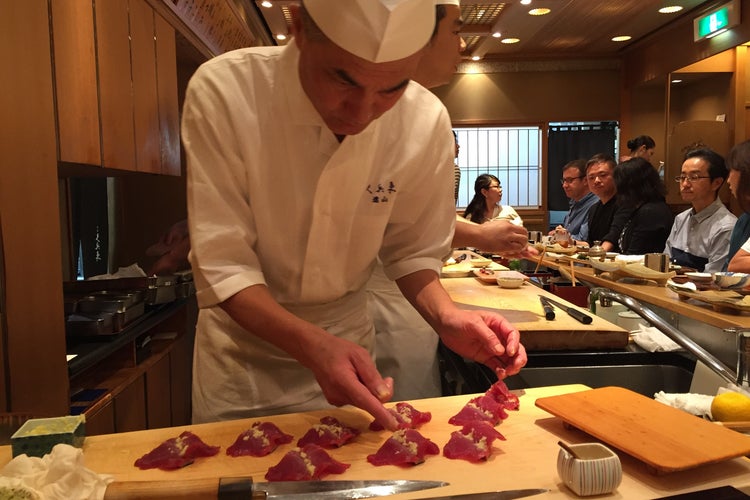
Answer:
[
  {"left": 539, "top": 296, "right": 555, "bottom": 320},
  {"left": 105, "top": 477, "right": 266, "bottom": 500},
  {"left": 567, "top": 308, "right": 593, "bottom": 324}
]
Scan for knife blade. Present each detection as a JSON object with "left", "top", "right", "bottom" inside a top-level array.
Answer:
[
  {"left": 538, "top": 295, "right": 592, "bottom": 324},
  {"left": 235, "top": 478, "right": 449, "bottom": 499},
  {"left": 104, "top": 477, "right": 448, "bottom": 499},
  {"left": 419, "top": 487, "right": 548, "bottom": 500}
]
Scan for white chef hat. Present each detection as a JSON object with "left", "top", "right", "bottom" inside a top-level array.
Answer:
[{"left": 304, "top": 0, "right": 435, "bottom": 63}]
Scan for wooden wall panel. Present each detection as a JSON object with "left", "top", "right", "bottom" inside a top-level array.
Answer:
[
  {"left": 131, "top": 0, "right": 161, "bottom": 174},
  {"left": 51, "top": 0, "right": 100, "bottom": 165},
  {"left": 95, "top": 0, "right": 136, "bottom": 170},
  {"left": 0, "top": 0, "right": 69, "bottom": 417},
  {"left": 155, "top": 13, "right": 182, "bottom": 176},
  {"left": 114, "top": 376, "right": 147, "bottom": 432},
  {"left": 145, "top": 355, "right": 172, "bottom": 429}
]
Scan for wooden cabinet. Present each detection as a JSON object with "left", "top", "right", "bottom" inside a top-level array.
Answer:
[{"left": 51, "top": 0, "right": 180, "bottom": 174}]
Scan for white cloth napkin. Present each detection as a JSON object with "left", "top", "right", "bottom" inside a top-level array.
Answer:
[
  {"left": 632, "top": 325, "right": 682, "bottom": 352},
  {"left": 88, "top": 263, "right": 147, "bottom": 280},
  {"left": 0, "top": 444, "right": 113, "bottom": 500},
  {"left": 654, "top": 391, "right": 714, "bottom": 418}
]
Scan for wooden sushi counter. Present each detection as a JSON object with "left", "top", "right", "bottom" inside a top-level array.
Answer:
[{"left": 1, "top": 385, "right": 748, "bottom": 499}]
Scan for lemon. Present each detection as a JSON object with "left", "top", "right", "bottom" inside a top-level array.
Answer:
[{"left": 711, "top": 391, "right": 750, "bottom": 422}]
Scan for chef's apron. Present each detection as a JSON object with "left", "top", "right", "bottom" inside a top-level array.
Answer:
[
  {"left": 192, "top": 288, "right": 374, "bottom": 423},
  {"left": 367, "top": 263, "right": 442, "bottom": 401}
]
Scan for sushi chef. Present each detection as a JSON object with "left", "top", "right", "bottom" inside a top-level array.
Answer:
[{"left": 183, "top": 0, "right": 527, "bottom": 429}]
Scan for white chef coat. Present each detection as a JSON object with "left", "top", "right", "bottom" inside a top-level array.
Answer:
[
  {"left": 183, "top": 42, "right": 456, "bottom": 422},
  {"left": 368, "top": 263, "right": 442, "bottom": 401}
]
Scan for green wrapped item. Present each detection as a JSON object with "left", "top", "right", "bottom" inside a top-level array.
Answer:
[{"left": 10, "top": 415, "right": 85, "bottom": 458}]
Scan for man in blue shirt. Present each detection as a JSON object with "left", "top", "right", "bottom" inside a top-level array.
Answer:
[{"left": 551, "top": 159, "right": 599, "bottom": 241}]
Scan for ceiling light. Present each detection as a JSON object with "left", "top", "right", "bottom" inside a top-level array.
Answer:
[
  {"left": 501, "top": 38, "right": 520, "bottom": 44},
  {"left": 520, "top": 0, "right": 532, "bottom": 4},
  {"left": 276, "top": 33, "right": 287, "bottom": 41},
  {"left": 529, "top": 8, "right": 550, "bottom": 16},
  {"left": 492, "top": 31, "right": 502, "bottom": 38},
  {"left": 477, "top": 9, "right": 485, "bottom": 16},
  {"left": 671, "top": 79, "right": 683, "bottom": 84},
  {"left": 659, "top": 6, "right": 683, "bottom": 14},
  {"left": 611, "top": 35, "right": 632, "bottom": 42},
  {"left": 471, "top": 55, "right": 481, "bottom": 61},
  {"left": 260, "top": 1, "right": 273, "bottom": 7}
]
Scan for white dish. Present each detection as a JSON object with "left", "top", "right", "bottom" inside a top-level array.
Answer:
[
  {"left": 441, "top": 269, "right": 472, "bottom": 278},
  {"left": 713, "top": 272, "right": 750, "bottom": 289},
  {"left": 685, "top": 272, "right": 713, "bottom": 283},
  {"left": 496, "top": 276, "right": 524, "bottom": 289}
]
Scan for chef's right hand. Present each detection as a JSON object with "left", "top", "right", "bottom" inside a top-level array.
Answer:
[{"left": 304, "top": 334, "right": 399, "bottom": 431}]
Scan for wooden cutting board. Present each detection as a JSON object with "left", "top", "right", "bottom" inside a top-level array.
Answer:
[
  {"left": 442, "top": 278, "right": 628, "bottom": 350},
  {"left": 535, "top": 386, "right": 750, "bottom": 474}
]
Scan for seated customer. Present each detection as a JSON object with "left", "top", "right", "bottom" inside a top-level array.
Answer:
[
  {"left": 549, "top": 159, "right": 598, "bottom": 241},
  {"left": 614, "top": 157, "right": 673, "bottom": 255},
  {"left": 463, "top": 174, "right": 523, "bottom": 226},
  {"left": 664, "top": 148, "right": 736, "bottom": 272},
  {"left": 584, "top": 153, "right": 632, "bottom": 252},
  {"left": 725, "top": 140, "right": 750, "bottom": 272}
]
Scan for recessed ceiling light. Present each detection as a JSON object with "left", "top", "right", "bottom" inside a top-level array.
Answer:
[
  {"left": 611, "top": 35, "right": 632, "bottom": 42},
  {"left": 659, "top": 6, "right": 683, "bottom": 14},
  {"left": 261, "top": 1, "right": 273, "bottom": 8},
  {"left": 520, "top": 0, "right": 532, "bottom": 4},
  {"left": 529, "top": 8, "right": 550, "bottom": 16},
  {"left": 492, "top": 31, "right": 502, "bottom": 38},
  {"left": 276, "top": 33, "right": 287, "bottom": 41},
  {"left": 471, "top": 55, "right": 482, "bottom": 61},
  {"left": 501, "top": 38, "right": 520, "bottom": 44}
]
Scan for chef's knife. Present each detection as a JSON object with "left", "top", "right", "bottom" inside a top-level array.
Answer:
[
  {"left": 538, "top": 295, "right": 592, "bottom": 324},
  {"left": 538, "top": 295, "right": 555, "bottom": 320},
  {"left": 105, "top": 478, "right": 448, "bottom": 499},
  {"left": 419, "top": 488, "right": 548, "bottom": 500}
]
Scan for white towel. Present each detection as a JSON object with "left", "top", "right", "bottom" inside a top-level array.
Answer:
[
  {"left": 654, "top": 391, "right": 714, "bottom": 418},
  {"left": 632, "top": 325, "right": 682, "bottom": 352},
  {"left": 0, "top": 444, "right": 112, "bottom": 500}
]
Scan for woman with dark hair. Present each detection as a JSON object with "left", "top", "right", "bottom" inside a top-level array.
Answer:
[
  {"left": 463, "top": 174, "right": 522, "bottom": 226},
  {"left": 725, "top": 140, "right": 750, "bottom": 271},
  {"left": 613, "top": 157, "right": 673, "bottom": 254},
  {"left": 624, "top": 135, "right": 656, "bottom": 163}
]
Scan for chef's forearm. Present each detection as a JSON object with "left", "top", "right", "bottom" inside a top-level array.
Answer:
[
  {"left": 219, "top": 285, "right": 327, "bottom": 367},
  {"left": 451, "top": 216, "right": 481, "bottom": 249},
  {"left": 396, "top": 269, "right": 456, "bottom": 333}
]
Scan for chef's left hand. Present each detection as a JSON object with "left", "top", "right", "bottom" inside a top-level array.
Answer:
[{"left": 437, "top": 309, "right": 527, "bottom": 379}]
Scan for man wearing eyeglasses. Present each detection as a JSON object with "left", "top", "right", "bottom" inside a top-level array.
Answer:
[
  {"left": 664, "top": 148, "right": 736, "bottom": 272},
  {"left": 549, "top": 159, "right": 598, "bottom": 242}
]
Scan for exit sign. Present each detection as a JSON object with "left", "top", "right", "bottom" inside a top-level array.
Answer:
[{"left": 694, "top": 0, "right": 740, "bottom": 41}]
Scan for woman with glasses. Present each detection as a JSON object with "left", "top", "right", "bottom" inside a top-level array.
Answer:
[
  {"left": 463, "top": 174, "right": 523, "bottom": 226},
  {"left": 725, "top": 140, "right": 750, "bottom": 272},
  {"left": 613, "top": 157, "right": 673, "bottom": 255}
]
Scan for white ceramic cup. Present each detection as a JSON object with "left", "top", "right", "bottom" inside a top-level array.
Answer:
[
  {"left": 557, "top": 442, "right": 622, "bottom": 496},
  {"left": 617, "top": 310, "right": 645, "bottom": 332}
]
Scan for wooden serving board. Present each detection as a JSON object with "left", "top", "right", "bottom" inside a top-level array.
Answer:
[
  {"left": 667, "top": 285, "right": 750, "bottom": 314},
  {"left": 535, "top": 386, "right": 750, "bottom": 474},
  {"left": 442, "top": 278, "right": 628, "bottom": 350}
]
